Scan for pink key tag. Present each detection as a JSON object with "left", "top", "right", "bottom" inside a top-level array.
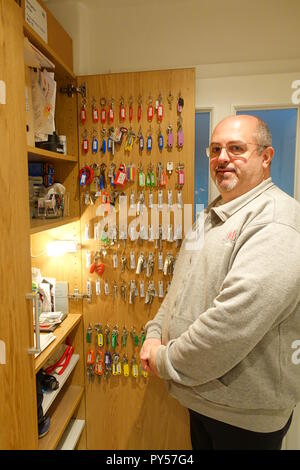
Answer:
[
  {"left": 177, "top": 129, "right": 184, "bottom": 148},
  {"left": 167, "top": 130, "right": 174, "bottom": 149},
  {"left": 178, "top": 170, "right": 185, "bottom": 186}
]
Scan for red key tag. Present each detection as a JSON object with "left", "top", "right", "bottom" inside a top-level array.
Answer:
[
  {"left": 129, "top": 96, "right": 133, "bottom": 122},
  {"left": 92, "top": 98, "right": 99, "bottom": 123},
  {"left": 137, "top": 94, "right": 142, "bottom": 122},
  {"left": 82, "top": 132, "right": 89, "bottom": 154},
  {"left": 114, "top": 164, "right": 127, "bottom": 186},
  {"left": 147, "top": 96, "right": 154, "bottom": 122},
  {"left": 80, "top": 102, "right": 87, "bottom": 124},
  {"left": 157, "top": 103, "right": 164, "bottom": 122},
  {"left": 100, "top": 97, "right": 107, "bottom": 123},
  {"left": 108, "top": 98, "right": 114, "bottom": 123},
  {"left": 119, "top": 96, "right": 126, "bottom": 122}
]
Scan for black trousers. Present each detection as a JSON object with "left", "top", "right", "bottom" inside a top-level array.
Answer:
[{"left": 188, "top": 409, "right": 293, "bottom": 450}]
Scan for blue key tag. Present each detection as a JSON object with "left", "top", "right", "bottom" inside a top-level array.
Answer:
[
  {"left": 92, "top": 136, "right": 98, "bottom": 153},
  {"left": 147, "top": 135, "right": 152, "bottom": 151}
]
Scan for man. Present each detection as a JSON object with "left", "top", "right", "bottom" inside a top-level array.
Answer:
[{"left": 140, "top": 115, "right": 300, "bottom": 450}]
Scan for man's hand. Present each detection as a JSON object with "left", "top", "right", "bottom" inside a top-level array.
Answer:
[{"left": 140, "top": 338, "right": 161, "bottom": 374}]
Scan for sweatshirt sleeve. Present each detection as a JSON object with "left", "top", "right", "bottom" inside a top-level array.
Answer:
[{"left": 156, "top": 222, "right": 300, "bottom": 386}]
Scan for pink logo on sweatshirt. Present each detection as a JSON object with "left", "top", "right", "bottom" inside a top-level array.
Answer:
[{"left": 226, "top": 230, "right": 237, "bottom": 242}]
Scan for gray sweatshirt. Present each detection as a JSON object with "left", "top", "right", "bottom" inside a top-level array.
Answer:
[{"left": 146, "top": 178, "right": 300, "bottom": 432}]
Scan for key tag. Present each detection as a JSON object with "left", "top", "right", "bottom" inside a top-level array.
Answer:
[
  {"left": 96, "top": 279, "right": 101, "bottom": 296},
  {"left": 177, "top": 163, "right": 185, "bottom": 187},
  {"left": 101, "top": 128, "right": 107, "bottom": 154},
  {"left": 138, "top": 164, "right": 145, "bottom": 187},
  {"left": 177, "top": 92, "right": 184, "bottom": 114},
  {"left": 158, "top": 125, "right": 164, "bottom": 151},
  {"left": 80, "top": 99, "right": 87, "bottom": 124},
  {"left": 147, "top": 95, "right": 154, "bottom": 122},
  {"left": 82, "top": 129, "right": 89, "bottom": 154},
  {"left": 100, "top": 97, "right": 107, "bottom": 124},
  {"left": 158, "top": 252, "right": 164, "bottom": 271},
  {"left": 131, "top": 357, "right": 139, "bottom": 378},
  {"left": 167, "top": 124, "right": 174, "bottom": 150},
  {"left": 177, "top": 118, "right": 184, "bottom": 148},
  {"left": 123, "top": 355, "right": 130, "bottom": 377},
  {"left": 92, "top": 130, "right": 98, "bottom": 154},
  {"left": 114, "top": 163, "right": 127, "bottom": 187},
  {"left": 177, "top": 190, "right": 183, "bottom": 208},
  {"left": 130, "top": 251, "right": 136, "bottom": 270},
  {"left": 167, "top": 161, "right": 173, "bottom": 175},
  {"left": 137, "top": 94, "right": 142, "bottom": 122},
  {"left": 148, "top": 191, "right": 154, "bottom": 208},
  {"left": 119, "top": 96, "right": 126, "bottom": 122},
  {"left": 86, "top": 323, "right": 93, "bottom": 343},
  {"left": 92, "top": 97, "right": 99, "bottom": 123},
  {"left": 137, "top": 126, "right": 144, "bottom": 152},
  {"left": 108, "top": 98, "right": 114, "bottom": 123},
  {"left": 157, "top": 93, "right": 164, "bottom": 122},
  {"left": 129, "top": 96, "right": 133, "bottom": 122},
  {"left": 104, "top": 281, "right": 110, "bottom": 296},
  {"left": 147, "top": 126, "right": 152, "bottom": 152},
  {"left": 158, "top": 280, "right": 164, "bottom": 298},
  {"left": 168, "top": 189, "right": 173, "bottom": 208}
]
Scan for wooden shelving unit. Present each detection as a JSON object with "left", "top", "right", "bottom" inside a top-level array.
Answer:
[
  {"left": 35, "top": 314, "right": 82, "bottom": 373},
  {"left": 23, "top": 22, "right": 75, "bottom": 81},
  {"left": 28, "top": 146, "right": 78, "bottom": 164},
  {"left": 38, "top": 385, "right": 84, "bottom": 450}
]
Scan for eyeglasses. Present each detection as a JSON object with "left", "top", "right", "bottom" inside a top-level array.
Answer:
[{"left": 206, "top": 142, "right": 267, "bottom": 159}]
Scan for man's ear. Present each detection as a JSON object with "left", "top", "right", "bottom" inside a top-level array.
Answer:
[{"left": 262, "top": 146, "right": 274, "bottom": 169}]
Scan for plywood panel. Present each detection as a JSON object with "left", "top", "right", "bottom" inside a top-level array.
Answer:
[{"left": 77, "top": 68, "right": 195, "bottom": 449}]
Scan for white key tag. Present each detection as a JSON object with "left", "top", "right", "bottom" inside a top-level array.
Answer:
[{"left": 158, "top": 252, "right": 164, "bottom": 271}]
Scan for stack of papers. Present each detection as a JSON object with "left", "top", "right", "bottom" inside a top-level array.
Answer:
[
  {"left": 34, "top": 332, "right": 56, "bottom": 358},
  {"left": 37, "top": 311, "right": 67, "bottom": 332}
]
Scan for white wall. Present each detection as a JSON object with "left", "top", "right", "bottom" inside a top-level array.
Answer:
[
  {"left": 45, "top": 0, "right": 300, "bottom": 76},
  {"left": 195, "top": 69, "right": 300, "bottom": 202}
]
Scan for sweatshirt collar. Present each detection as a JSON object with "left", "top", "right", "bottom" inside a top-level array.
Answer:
[{"left": 209, "top": 178, "right": 274, "bottom": 222}]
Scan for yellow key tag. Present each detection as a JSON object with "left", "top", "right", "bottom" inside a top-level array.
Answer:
[
  {"left": 142, "top": 369, "right": 149, "bottom": 378},
  {"left": 132, "top": 364, "right": 139, "bottom": 378},
  {"left": 112, "top": 363, "right": 117, "bottom": 376},
  {"left": 97, "top": 333, "right": 104, "bottom": 347},
  {"left": 123, "top": 363, "right": 129, "bottom": 377}
]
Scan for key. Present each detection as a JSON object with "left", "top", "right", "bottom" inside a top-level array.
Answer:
[
  {"left": 131, "top": 356, "right": 139, "bottom": 378},
  {"left": 120, "top": 283, "right": 127, "bottom": 301},
  {"left": 146, "top": 252, "right": 154, "bottom": 278},
  {"left": 111, "top": 325, "right": 119, "bottom": 349},
  {"left": 131, "top": 327, "right": 139, "bottom": 348},
  {"left": 105, "top": 325, "right": 110, "bottom": 347},
  {"left": 121, "top": 255, "right": 128, "bottom": 273},
  {"left": 86, "top": 323, "right": 93, "bottom": 343},
  {"left": 121, "top": 327, "right": 128, "bottom": 347},
  {"left": 136, "top": 253, "right": 145, "bottom": 275},
  {"left": 167, "top": 124, "right": 174, "bottom": 149},
  {"left": 113, "top": 281, "right": 118, "bottom": 299},
  {"left": 122, "top": 354, "right": 130, "bottom": 377},
  {"left": 130, "top": 251, "right": 136, "bottom": 270}
]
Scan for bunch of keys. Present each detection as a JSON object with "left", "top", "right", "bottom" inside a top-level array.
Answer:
[
  {"left": 94, "top": 324, "right": 104, "bottom": 348},
  {"left": 137, "top": 126, "right": 144, "bottom": 152},
  {"left": 130, "top": 326, "right": 139, "bottom": 348},
  {"left": 86, "top": 348, "right": 95, "bottom": 382},
  {"left": 112, "top": 353, "right": 122, "bottom": 376},
  {"left": 177, "top": 117, "right": 184, "bottom": 148},
  {"left": 163, "top": 253, "right": 175, "bottom": 276},
  {"left": 136, "top": 253, "right": 146, "bottom": 275},
  {"left": 100, "top": 97, "right": 107, "bottom": 124},
  {"left": 145, "top": 281, "right": 156, "bottom": 305},
  {"left": 111, "top": 325, "right": 119, "bottom": 349},
  {"left": 104, "top": 351, "right": 112, "bottom": 378},
  {"left": 146, "top": 252, "right": 155, "bottom": 278},
  {"left": 94, "top": 350, "right": 104, "bottom": 381},
  {"left": 92, "top": 97, "right": 99, "bottom": 123},
  {"left": 122, "top": 354, "right": 130, "bottom": 377},
  {"left": 177, "top": 92, "right": 184, "bottom": 114},
  {"left": 129, "top": 280, "right": 138, "bottom": 304},
  {"left": 121, "top": 326, "right": 128, "bottom": 347}
]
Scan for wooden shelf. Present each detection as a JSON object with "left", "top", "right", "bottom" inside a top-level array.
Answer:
[
  {"left": 23, "top": 22, "right": 75, "bottom": 81},
  {"left": 30, "top": 216, "right": 79, "bottom": 235},
  {"left": 35, "top": 314, "right": 82, "bottom": 373},
  {"left": 43, "top": 354, "right": 80, "bottom": 414},
  {"left": 56, "top": 419, "right": 85, "bottom": 450},
  {"left": 38, "top": 385, "right": 84, "bottom": 450},
  {"left": 28, "top": 146, "right": 78, "bottom": 164}
]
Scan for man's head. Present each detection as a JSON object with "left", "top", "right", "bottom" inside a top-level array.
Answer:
[{"left": 209, "top": 115, "right": 274, "bottom": 203}]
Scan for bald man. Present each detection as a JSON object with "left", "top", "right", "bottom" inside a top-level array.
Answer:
[{"left": 140, "top": 115, "right": 300, "bottom": 450}]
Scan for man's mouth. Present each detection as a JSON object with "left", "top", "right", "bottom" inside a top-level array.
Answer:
[{"left": 216, "top": 168, "right": 236, "bottom": 174}]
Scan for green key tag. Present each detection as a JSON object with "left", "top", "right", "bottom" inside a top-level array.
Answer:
[
  {"left": 150, "top": 172, "right": 155, "bottom": 187},
  {"left": 139, "top": 171, "right": 145, "bottom": 187},
  {"left": 111, "top": 332, "right": 117, "bottom": 349},
  {"left": 135, "top": 334, "right": 139, "bottom": 347},
  {"left": 146, "top": 172, "right": 151, "bottom": 187},
  {"left": 86, "top": 325, "right": 92, "bottom": 343}
]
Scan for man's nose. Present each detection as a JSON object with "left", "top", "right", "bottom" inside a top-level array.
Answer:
[{"left": 217, "top": 147, "right": 231, "bottom": 163}]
